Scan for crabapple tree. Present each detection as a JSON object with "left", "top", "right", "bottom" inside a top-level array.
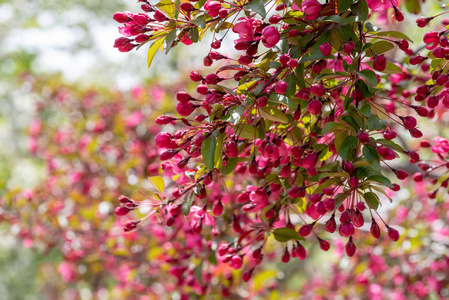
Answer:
[{"left": 112, "top": 0, "right": 449, "bottom": 290}]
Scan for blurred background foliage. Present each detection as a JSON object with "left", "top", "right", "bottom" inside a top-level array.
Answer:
[{"left": 0, "top": 0, "right": 448, "bottom": 299}]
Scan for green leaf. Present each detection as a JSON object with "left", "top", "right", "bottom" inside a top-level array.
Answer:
[
  {"left": 190, "top": 14, "right": 206, "bottom": 29},
  {"left": 189, "top": 27, "right": 199, "bottom": 43},
  {"left": 339, "top": 135, "right": 358, "bottom": 161},
  {"left": 214, "top": 132, "right": 224, "bottom": 169},
  {"left": 201, "top": 135, "right": 217, "bottom": 171},
  {"left": 156, "top": 0, "right": 175, "bottom": 18},
  {"left": 358, "top": 69, "right": 378, "bottom": 87},
  {"left": 351, "top": 0, "right": 368, "bottom": 21},
  {"left": 338, "top": 0, "right": 355, "bottom": 13},
  {"left": 367, "top": 114, "right": 385, "bottom": 130},
  {"left": 366, "top": 175, "right": 394, "bottom": 188},
  {"left": 342, "top": 115, "right": 361, "bottom": 131},
  {"left": 363, "top": 192, "right": 380, "bottom": 209},
  {"left": 359, "top": 102, "right": 371, "bottom": 117},
  {"left": 273, "top": 227, "right": 304, "bottom": 242},
  {"left": 182, "top": 193, "right": 194, "bottom": 216},
  {"left": 363, "top": 144, "right": 379, "bottom": 160},
  {"left": 224, "top": 106, "right": 245, "bottom": 125},
  {"left": 246, "top": 0, "right": 266, "bottom": 18},
  {"left": 147, "top": 37, "right": 166, "bottom": 68},
  {"left": 221, "top": 157, "right": 238, "bottom": 175},
  {"left": 334, "top": 131, "right": 348, "bottom": 154},
  {"left": 194, "top": 261, "right": 203, "bottom": 284},
  {"left": 375, "top": 31, "right": 413, "bottom": 42},
  {"left": 259, "top": 106, "right": 288, "bottom": 123},
  {"left": 405, "top": 0, "right": 420, "bottom": 14},
  {"left": 322, "top": 122, "right": 346, "bottom": 134},
  {"left": 365, "top": 41, "right": 395, "bottom": 57},
  {"left": 148, "top": 176, "right": 165, "bottom": 193},
  {"left": 236, "top": 124, "right": 256, "bottom": 139},
  {"left": 165, "top": 29, "right": 177, "bottom": 54}
]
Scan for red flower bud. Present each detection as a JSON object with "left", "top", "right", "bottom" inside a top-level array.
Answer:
[
  {"left": 373, "top": 54, "right": 387, "bottom": 72},
  {"left": 343, "top": 41, "right": 355, "bottom": 54},
  {"left": 387, "top": 226, "right": 400, "bottom": 241},
  {"left": 319, "top": 42, "right": 332, "bottom": 57},
  {"left": 370, "top": 220, "right": 381, "bottom": 239},
  {"left": 307, "top": 100, "right": 322, "bottom": 115},
  {"left": 345, "top": 237, "right": 356, "bottom": 257},
  {"left": 301, "top": 0, "right": 322, "bottom": 21}
]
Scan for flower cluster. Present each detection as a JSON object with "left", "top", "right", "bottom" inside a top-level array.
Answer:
[{"left": 113, "top": 0, "right": 449, "bottom": 290}]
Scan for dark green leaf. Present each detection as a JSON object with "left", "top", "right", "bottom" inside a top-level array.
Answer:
[
  {"left": 201, "top": 135, "right": 216, "bottom": 171},
  {"left": 221, "top": 157, "right": 238, "bottom": 175},
  {"left": 339, "top": 135, "right": 358, "bottom": 161},
  {"left": 246, "top": 0, "right": 266, "bottom": 18},
  {"left": 165, "top": 29, "right": 177, "bottom": 54},
  {"left": 367, "top": 114, "right": 385, "bottom": 130},
  {"left": 338, "top": 0, "right": 355, "bottom": 13},
  {"left": 182, "top": 193, "right": 194, "bottom": 216},
  {"left": 358, "top": 69, "right": 378, "bottom": 87},
  {"left": 224, "top": 106, "right": 245, "bottom": 125},
  {"left": 322, "top": 122, "right": 345, "bottom": 134},
  {"left": 359, "top": 102, "right": 372, "bottom": 117},
  {"left": 363, "top": 192, "right": 380, "bottom": 209},
  {"left": 188, "top": 27, "right": 199, "bottom": 43},
  {"left": 191, "top": 14, "right": 206, "bottom": 29},
  {"left": 366, "top": 175, "right": 394, "bottom": 188}
]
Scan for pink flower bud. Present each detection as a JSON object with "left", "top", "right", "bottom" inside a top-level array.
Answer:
[
  {"left": 325, "top": 216, "right": 336, "bottom": 233},
  {"left": 298, "top": 223, "right": 314, "bottom": 237},
  {"left": 370, "top": 220, "right": 381, "bottom": 238},
  {"left": 113, "top": 11, "right": 133, "bottom": 23},
  {"left": 358, "top": 132, "right": 370, "bottom": 143},
  {"left": 230, "top": 255, "right": 243, "bottom": 269},
  {"left": 402, "top": 116, "right": 417, "bottom": 129},
  {"left": 190, "top": 71, "right": 202, "bottom": 82},
  {"left": 154, "top": 132, "right": 172, "bottom": 148},
  {"left": 339, "top": 222, "right": 355, "bottom": 237},
  {"left": 153, "top": 10, "right": 168, "bottom": 22},
  {"left": 416, "top": 16, "right": 432, "bottom": 28},
  {"left": 301, "top": 0, "right": 322, "bottom": 21},
  {"left": 409, "top": 55, "right": 428, "bottom": 65},
  {"left": 318, "top": 239, "right": 330, "bottom": 251},
  {"left": 343, "top": 41, "right": 355, "bottom": 54},
  {"left": 212, "top": 199, "right": 224, "bottom": 216},
  {"left": 319, "top": 42, "right": 332, "bottom": 56},
  {"left": 349, "top": 177, "right": 359, "bottom": 188},
  {"left": 282, "top": 248, "right": 290, "bottom": 263},
  {"left": 261, "top": 26, "right": 280, "bottom": 48},
  {"left": 395, "top": 169, "right": 409, "bottom": 180},
  {"left": 397, "top": 39, "right": 409, "bottom": 51},
  {"left": 275, "top": 80, "right": 288, "bottom": 94},
  {"left": 133, "top": 13, "right": 151, "bottom": 25},
  {"left": 387, "top": 226, "right": 400, "bottom": 241},
  {"left": 345, "top": 237, "right": 356, "bottom": 257},
  {"left": 293, "top": 243, "right": 306, "bottom": 260},
  {"left": 176, "top": 102, "right": 196, "bottom": 116},
  {"left": 413, "top": 172, "right": 423, "bottom": 182},
  {"left": 373, "top": 54, "right": 386, "bottom": 72},
  {"left": 307, "top": 100, "right": 322, "bottom": 115},
  {"left": 115, "top": 206, "right": 130, "bottom": 216},
  {"left": 225, "top": 140, "right": 239, "bottom": 158}
]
